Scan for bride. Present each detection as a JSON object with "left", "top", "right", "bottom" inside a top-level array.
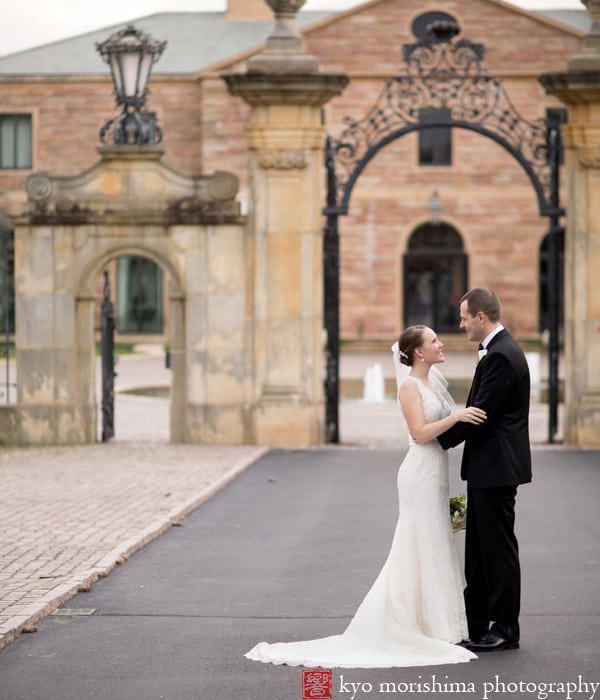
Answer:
[{"left": 245, "top": 325, "right": 486, "bottom": 668}]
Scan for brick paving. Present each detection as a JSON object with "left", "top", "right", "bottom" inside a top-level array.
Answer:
[{"left": 0, "top": 442, "right": 267, "bottom": 650}]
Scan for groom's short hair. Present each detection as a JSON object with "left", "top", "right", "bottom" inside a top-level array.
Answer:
[{"left": 461, "top": 288, "right": 501, "bottom": 322}]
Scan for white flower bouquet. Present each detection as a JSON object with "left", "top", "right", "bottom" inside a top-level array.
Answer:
[{"left": 450, "top": 494, "right": 467, "bottom": 532}]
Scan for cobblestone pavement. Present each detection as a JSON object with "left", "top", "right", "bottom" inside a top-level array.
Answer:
[
  {"left": 0, "top": 348, "right": 565, "bottom": 651},
  {"left": 0, "top": 442, "right": 267, "bottom": 650}
]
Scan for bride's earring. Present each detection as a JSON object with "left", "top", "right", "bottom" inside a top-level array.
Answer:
[{"left": 421, "top": 357, "right": 425, "bottom": 362}]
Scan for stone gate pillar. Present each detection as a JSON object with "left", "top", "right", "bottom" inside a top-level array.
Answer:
[
  {"left": 224, "top": 1, "right": 348, "bottom": 445},
  {"left": 540, "top": 0, "right": 600, "bottom": 447}
]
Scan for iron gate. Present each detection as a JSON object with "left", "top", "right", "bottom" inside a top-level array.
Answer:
[
  {"left": 323, "top": 21, "right": 563, "bottom": 444},
  {"left": 0, "top": 219, "right": 15, "bottom": 404},
  {"left": 101, "top": 270, "right": 116, "bottom": 441}
]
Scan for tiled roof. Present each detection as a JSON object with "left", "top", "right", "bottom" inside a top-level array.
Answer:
[
  {"left": 537, "top": 9, "right": 591, "bottom": 33},
  {"left": 0, "top": 11, "right": 332, "bottom": 75},
  {"left": 0, "top": 8, "right": 588, "bottom": 76}
]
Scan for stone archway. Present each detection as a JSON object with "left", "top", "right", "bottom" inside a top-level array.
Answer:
[
  {"left": 10, "top": 146, "right": 250, "bottom": 446},
  {"left": 78, "top": 244, "right": 186, "bottom": 443}
]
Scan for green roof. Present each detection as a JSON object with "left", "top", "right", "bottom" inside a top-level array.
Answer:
[
  {"left": 0, "top": 11, "right": 332, "bottom": 76},
  {"left": 0, "top": 8, "right": 588, "bottom": 77},
  {"left": 537, "top": 9, "right": 591, "bottom": 33}
]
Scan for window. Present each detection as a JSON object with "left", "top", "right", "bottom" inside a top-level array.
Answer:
[
  {"left": 411, "top": 11, "right": 459, "bottom": 41},
  {"left": 404, "top": 223, "right": 467, "bottom": 333},
  {"left": 419, "top": 107, "right": 452, "bottom": 166},
  {"left": 0, "top": 114, "right": 32, "bottom": 170},
  {"left": 116, "top": 256, "right": 164, "bottom": 334}
]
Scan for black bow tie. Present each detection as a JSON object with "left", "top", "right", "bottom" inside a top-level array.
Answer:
[{"left": 478, "top": 344, "right": 484, "bottom": 351}]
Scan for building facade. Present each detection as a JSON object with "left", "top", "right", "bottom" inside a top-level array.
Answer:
[{"left": 0, "top": 0, "right": 585, "bottom": 347}]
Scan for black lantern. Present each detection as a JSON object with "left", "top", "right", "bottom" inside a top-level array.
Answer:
[{"left": 96, "top": 25, "right": 166, "bottom": 145}]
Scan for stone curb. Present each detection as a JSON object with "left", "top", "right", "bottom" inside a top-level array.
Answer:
[{"left": 0, "top": 447, "right": 268, "bottom": 652}]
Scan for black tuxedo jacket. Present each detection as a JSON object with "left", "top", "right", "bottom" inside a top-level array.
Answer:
[{"left": 438, "top": 329, "right": 532, "bottom": 488}]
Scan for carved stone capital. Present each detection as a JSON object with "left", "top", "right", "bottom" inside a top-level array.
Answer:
[
  {"left": 258, "top": 148, "right": 307, "bottom": 169},
  {"left": 540, "top": 75, "right": 600, "bottom": 113},
  {"left": 561, "top": 125, "right": 600, "bottom": 167},
  {"left": 223, "top": 73, "right": 349, "bottom": 107}
]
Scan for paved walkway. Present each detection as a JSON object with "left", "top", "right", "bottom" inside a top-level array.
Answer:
[
  {"left": 1, "top": 447, "right": 597, "bottom": 700},
  {"left": 0, "top": 443, "right": 267, "bottom": 650},
  {"left": 0, "top": 348, "right": 566, "bottom": 651}
]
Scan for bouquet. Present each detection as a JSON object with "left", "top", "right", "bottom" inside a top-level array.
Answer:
[{"left": 450, "top": 494, "right": 467, "bottom": 533}]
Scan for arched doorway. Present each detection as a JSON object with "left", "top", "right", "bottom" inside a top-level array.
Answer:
[
  {"left": 94, "top": 255, "right": 171, "bottom": 442},
  {"left": 403, "top": 223, "right": 467, "bottom": 332},
  {"left": 8, "top": 151, "right": 251, "bottom": 447},
  {"left": 78, "top": 244, "right": 185, "bottom": 445}
]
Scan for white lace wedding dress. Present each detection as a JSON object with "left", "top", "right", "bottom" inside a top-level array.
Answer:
[{"left": 245, "top": 377, "right": 476, "bottom": 668}]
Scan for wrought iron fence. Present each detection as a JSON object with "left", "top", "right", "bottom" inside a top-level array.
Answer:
[
  {"left": 0, "top": 220, "right": 15, "bottom": 404},
  {"left": 101, "top": 270, "right": 116, "bottom": 441}
]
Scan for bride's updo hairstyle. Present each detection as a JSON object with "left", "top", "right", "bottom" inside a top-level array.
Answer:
[{"left": 397, "top": 325, "right": 427, "bottom": 366}]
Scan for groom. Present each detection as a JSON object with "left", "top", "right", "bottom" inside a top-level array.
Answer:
[{"left": 438, "top": 288, "right": 531, "bottom": 652}]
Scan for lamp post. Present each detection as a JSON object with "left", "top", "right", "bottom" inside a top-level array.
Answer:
[{"left": 96, "top": 25, "right": 166, "bottom": 145}]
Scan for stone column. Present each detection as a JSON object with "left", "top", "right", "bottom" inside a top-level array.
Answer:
[
  {"left": 14, "top": 222, "right": 93, "bottom": 444},
  {"left": 540, "top": 0, "right": 600, "bottom": 447},
  {"left": 223, "top": 0, "right": 348, "bottom": 445}
]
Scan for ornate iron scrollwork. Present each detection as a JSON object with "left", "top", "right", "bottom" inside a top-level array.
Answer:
[
  {"left": 328, "top": 24, "right": 556, "bottom": 215},
  {"left": 100, "top": 110, "right": 163, "bottom": 146},
  {"left": 323, "top": 23, "right": 564, "bottom": 444}
]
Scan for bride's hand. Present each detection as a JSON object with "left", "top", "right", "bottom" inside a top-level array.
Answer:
[{"left": 456, "top": 406, "right": 487, "bottom": 424}]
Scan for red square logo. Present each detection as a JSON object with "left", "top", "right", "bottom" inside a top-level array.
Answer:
[{"left": 302, "top": 669, "right": 332, "bottom": 699}]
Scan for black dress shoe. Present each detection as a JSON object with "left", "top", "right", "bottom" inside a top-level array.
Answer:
[
  {"left": 457, "top": 639, "right": 476, "bottom": 647},
  {"left": 467, "top": 632, "right": 519, "bottom": 652}
]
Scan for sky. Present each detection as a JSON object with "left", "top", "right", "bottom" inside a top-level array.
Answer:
[{"left": 0, "top": 0, "right": 585, "bottom": 57}]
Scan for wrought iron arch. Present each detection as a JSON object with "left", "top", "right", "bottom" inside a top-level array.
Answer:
[
  {"left": 323, "top": 22, "right": 563, "bottom": 444},
  {"left": 336, "top": 120, "right": 551, "bottom": 217}
]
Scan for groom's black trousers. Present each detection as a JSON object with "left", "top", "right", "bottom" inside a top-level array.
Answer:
[{"left": 465, "top": 485, "right": 520, "bottom": 642}]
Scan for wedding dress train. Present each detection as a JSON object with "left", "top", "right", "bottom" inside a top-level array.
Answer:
[{"left": 245, "top": 377, "right": 476, "bottom": 668}]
